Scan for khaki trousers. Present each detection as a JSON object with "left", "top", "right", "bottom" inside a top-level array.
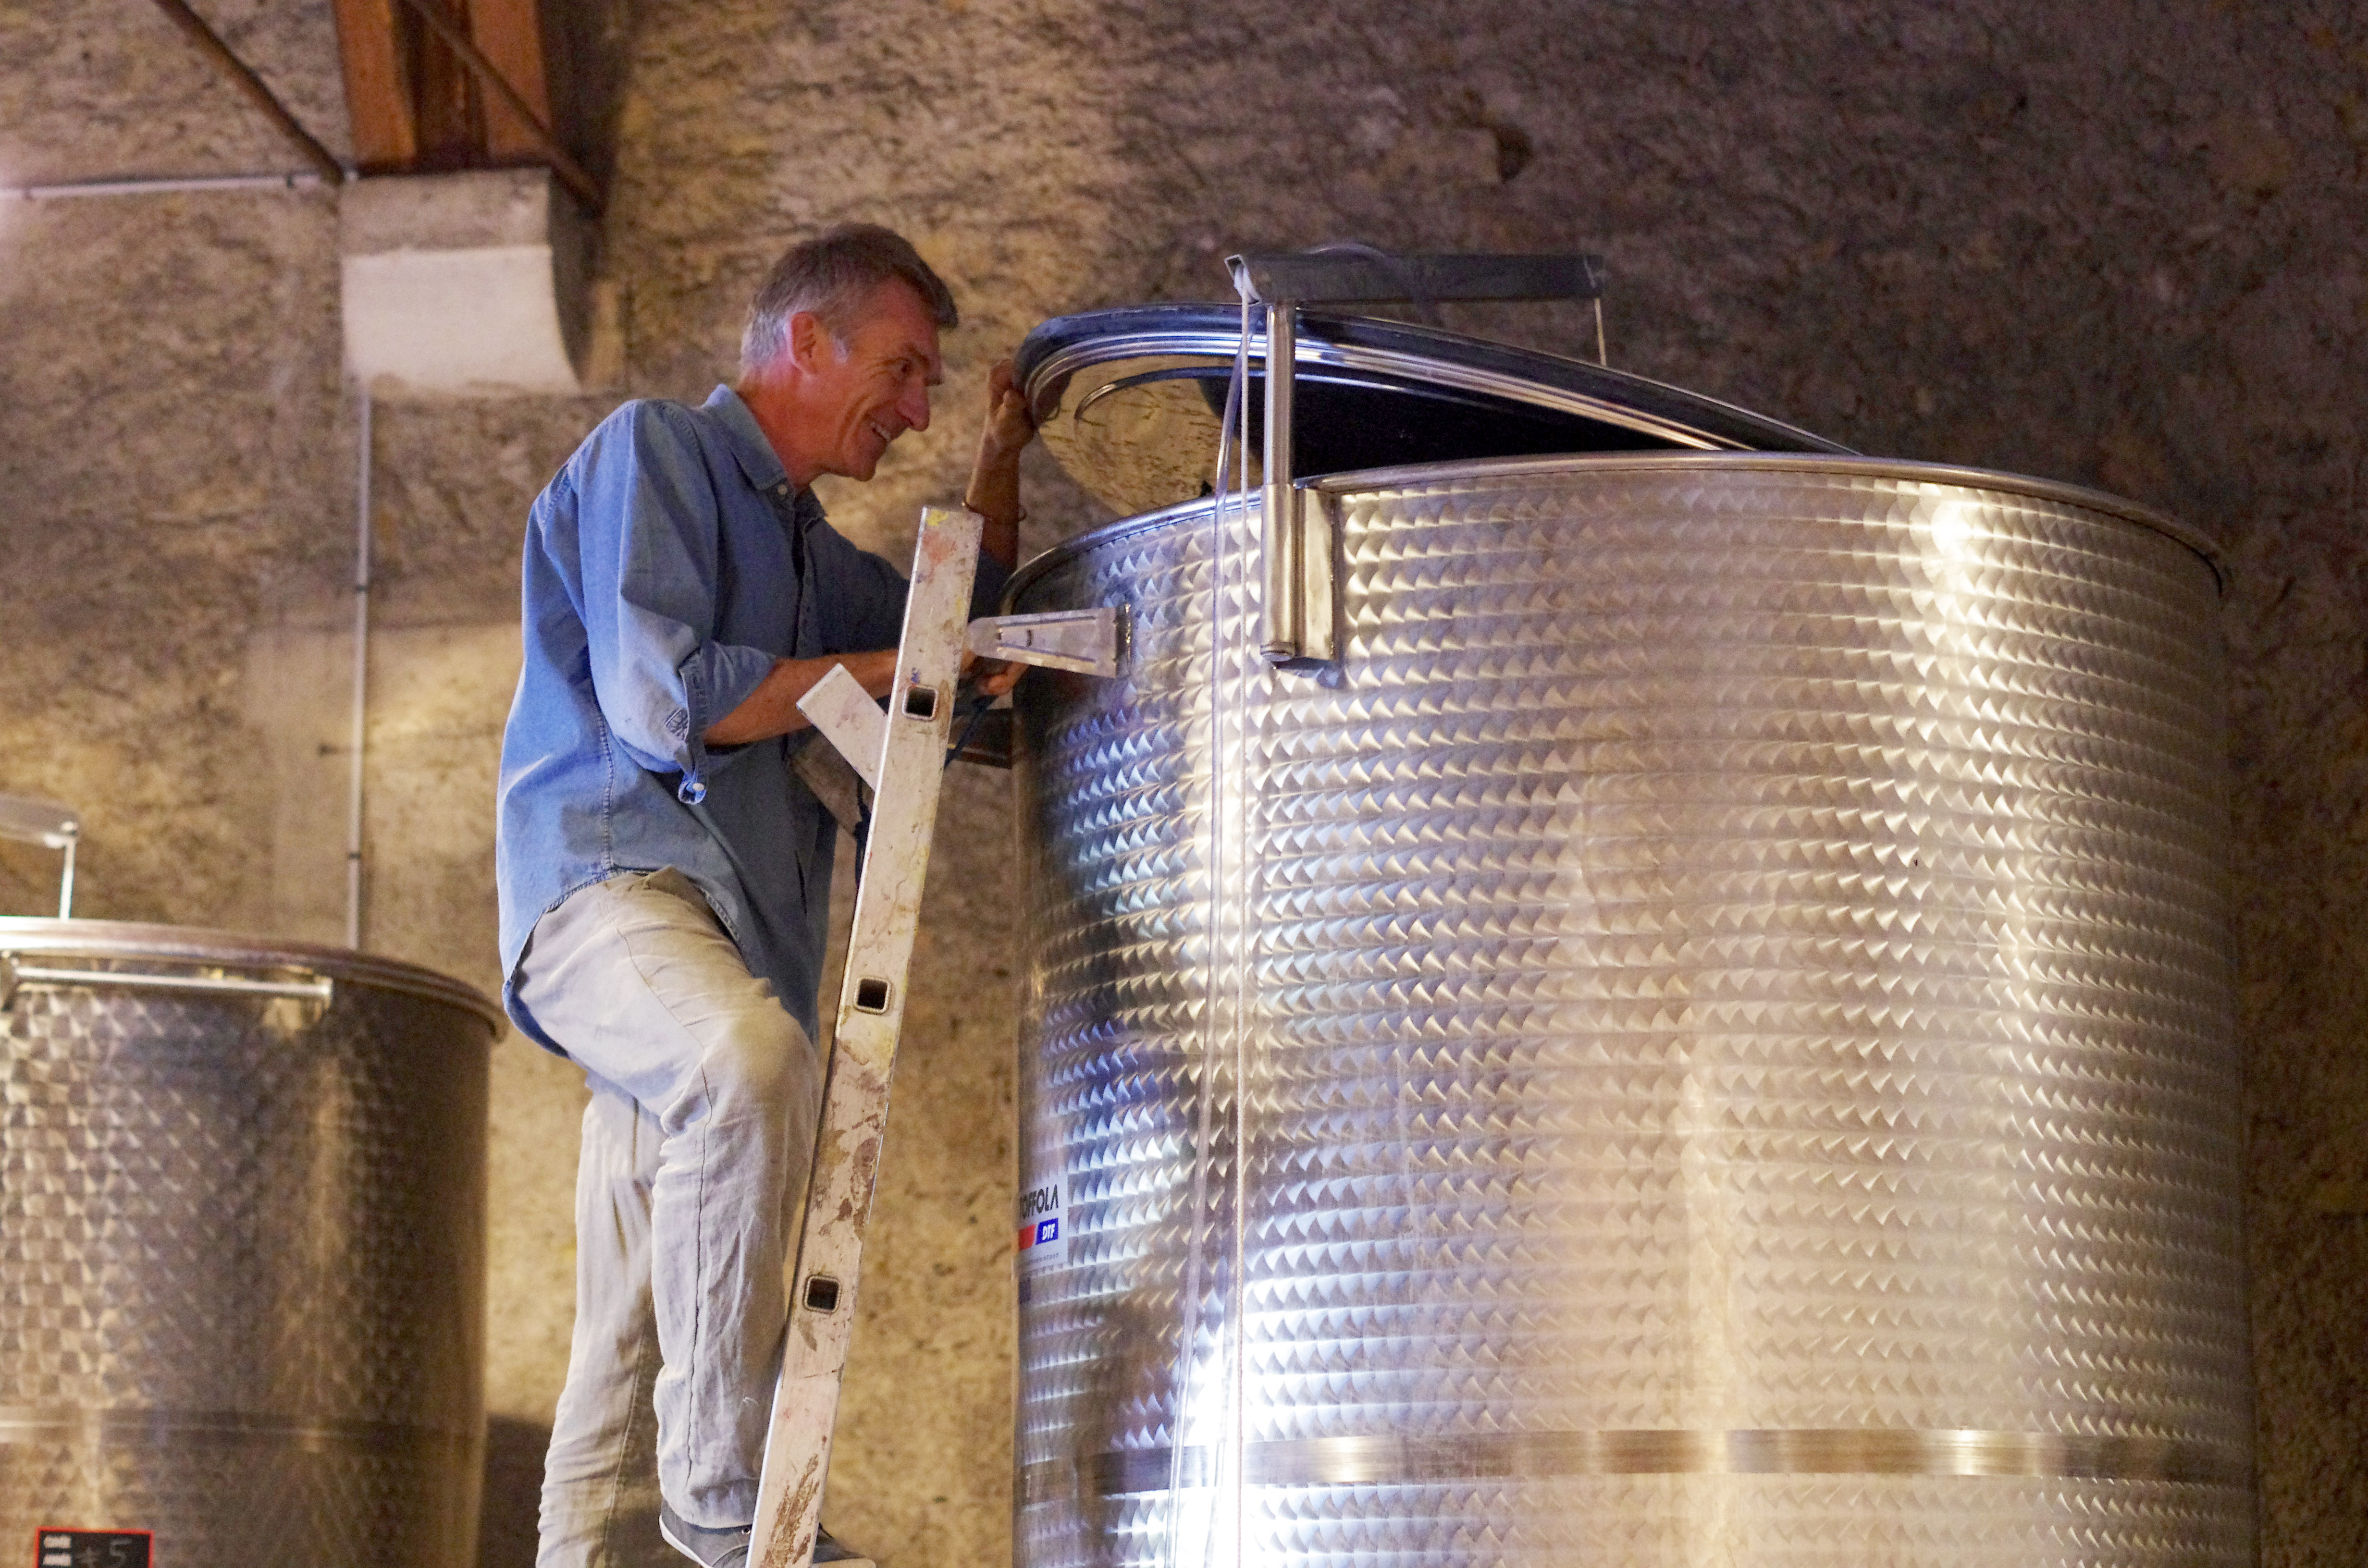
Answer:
[{"left": 516, "top": 869, "right": 823, "bottom": 1568}]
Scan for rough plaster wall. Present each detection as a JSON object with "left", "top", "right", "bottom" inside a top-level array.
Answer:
[{"left": 1, "top": 1, "right": 2365, "bottom": 1565}]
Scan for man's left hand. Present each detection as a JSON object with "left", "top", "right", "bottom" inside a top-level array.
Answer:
[
  {"left": 975, "top": 359, "right": 1036, "bottom": 471},
  {"left": 966, "top": 358, "right": 1036, "bottom": 570}
]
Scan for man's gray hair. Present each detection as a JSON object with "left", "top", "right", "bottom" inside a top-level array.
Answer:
[{"left": 740, "top": 223, "right": 958, "bottom": 372}]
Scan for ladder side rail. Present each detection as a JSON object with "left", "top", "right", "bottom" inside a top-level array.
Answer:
[{"left": 748, "top": 506, "right": 985, "bottom": 1568}]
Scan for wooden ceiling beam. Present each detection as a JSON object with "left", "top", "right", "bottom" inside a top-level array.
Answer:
[
  {"left": 407, "top": 0, "right": 480, "bottom": 171},
  {"left": 332, "top": 0, "right": 600, "bottom": 210},
  {"left": 330, "top": 0, "right": 417, "bottom": 171},
  {"left": 465, "top": 0, "right": 554, "bottom": 163},
  {"left": 391, "top": 0, "right": 604, "bottom": 212}
]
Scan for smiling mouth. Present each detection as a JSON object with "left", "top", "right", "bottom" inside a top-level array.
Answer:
[{"left": 866, "top": 418, "right": 895, "bottom": 448}]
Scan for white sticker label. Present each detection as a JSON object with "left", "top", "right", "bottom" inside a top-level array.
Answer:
[{"left": 1015, "top": 1179, "right": 1067, "bottom": 1272}]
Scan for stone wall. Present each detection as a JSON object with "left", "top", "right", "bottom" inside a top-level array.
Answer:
[{"left": 0, "top": 1, "right": 2361, "bottom": 1564}]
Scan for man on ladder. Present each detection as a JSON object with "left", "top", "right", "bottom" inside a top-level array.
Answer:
[{"left": 494, "top": 223, "right": 1033, "bottom": 1568}]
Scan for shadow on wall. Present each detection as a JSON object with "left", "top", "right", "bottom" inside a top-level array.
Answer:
[{"left": 481, "top": 1417, "right": 549, "bottom": 1568}]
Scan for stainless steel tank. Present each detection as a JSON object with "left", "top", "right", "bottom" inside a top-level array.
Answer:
[
  {"left": 1004, "top": 309, "right": 2248, "bottom": 1568},
  {"left": 0, "top": 920, "right": 499, "bottom": 1567}
]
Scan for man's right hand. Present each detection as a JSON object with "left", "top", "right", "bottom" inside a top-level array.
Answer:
[
  {"left": 961, "top": 650, "right": 1022, "bottom": 700},
  {"left": 705, "top": 650, "right": 899, "bottom": 746}
]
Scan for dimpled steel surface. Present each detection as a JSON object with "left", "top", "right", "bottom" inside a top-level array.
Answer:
[
  {"left": 0, "top": 921, "right": 497, "bottom": 1566},
  {"left": 1008, "top": 456, "right": 2248, "bottom": 1568}
]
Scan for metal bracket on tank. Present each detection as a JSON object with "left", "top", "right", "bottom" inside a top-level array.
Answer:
[
  {"left": 790, "top": 608, "right": 1122, "bottom": 813},
  {"left": 965, "top": 606, "right": 1123, "bottom": 678},
  {"left": 1225, "top": 250, "right": 1606, "bottom": 673}
]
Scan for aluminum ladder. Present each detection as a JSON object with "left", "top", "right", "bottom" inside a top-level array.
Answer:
[{"left": 747, "top": 505, "right": 1116, "bottom": 1568}]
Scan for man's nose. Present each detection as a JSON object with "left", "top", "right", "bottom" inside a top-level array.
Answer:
[{"left": 899, "top": 378, "right": 931, "bottom": 432}]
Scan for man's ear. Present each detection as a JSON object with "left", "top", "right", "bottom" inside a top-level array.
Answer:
[{"left": 785, "top": 310, "right": 827, "bottom": 374}]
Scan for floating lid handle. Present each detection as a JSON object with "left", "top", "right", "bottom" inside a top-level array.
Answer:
[{"left": 1223, "top": 250, "right": 1607, "bottom": 671}]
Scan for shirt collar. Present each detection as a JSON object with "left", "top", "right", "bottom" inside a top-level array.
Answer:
[{"left": 702, "top": 384, "right": 796, "bottom": 499}]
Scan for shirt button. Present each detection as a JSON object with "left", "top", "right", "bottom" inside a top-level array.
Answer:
[{"left": 678, "top": 778, "right": 707, "bottom": 805}]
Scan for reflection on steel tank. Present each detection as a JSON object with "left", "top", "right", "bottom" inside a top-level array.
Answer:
[
  {"left": 1003, "top": 306, "right": 2247, "bottom": 1568},
  {"left": 0, "top": 921, "right": 498, "bottom": 1567}
]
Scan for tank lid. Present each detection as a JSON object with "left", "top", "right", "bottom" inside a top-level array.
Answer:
[{"left": 1016, "top": 303, "right": 1850, "bottom": 518}]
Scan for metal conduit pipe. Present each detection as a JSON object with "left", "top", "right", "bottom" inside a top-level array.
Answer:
[
  {"left": 345, "top": 389, "right": 373, "bottom": 950},
  {"left": 0, "top": 172, "right": 330, "bottom": 200}
]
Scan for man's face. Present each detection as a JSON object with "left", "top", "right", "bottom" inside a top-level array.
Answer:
[{"left": 802, "top": 279, "right": 943, "bottom": 482}]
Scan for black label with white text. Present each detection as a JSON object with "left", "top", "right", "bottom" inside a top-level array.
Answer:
[{"left": 36, "top": 1530, "right": 151, "bottom": 1568}]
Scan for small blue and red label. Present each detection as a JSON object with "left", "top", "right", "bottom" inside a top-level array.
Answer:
[
  {"left": 1015, "top": 1180, "right": 1067, "bottom": 1272},
  {"left": 37, "top": 1530, "right": 151, "bottom": 1568}
]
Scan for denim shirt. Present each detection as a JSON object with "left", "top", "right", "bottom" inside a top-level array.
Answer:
[{"left": 494, "top": 385, "right": 1009, "bottom": 1051}]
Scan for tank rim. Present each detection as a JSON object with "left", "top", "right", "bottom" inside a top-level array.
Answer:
[
  {"left": 0, "top": 917, "right": 505, "bottom": 1034},
  {"left": 1004, "top": 451, "right": 2222, "bottom": 609}
]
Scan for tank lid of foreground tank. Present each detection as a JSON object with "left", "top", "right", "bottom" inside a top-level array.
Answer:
[{"left": 1015, "top": 303, "right": 1852, "bottom": 519}]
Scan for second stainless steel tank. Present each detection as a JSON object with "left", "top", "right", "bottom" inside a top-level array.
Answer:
[{"left": 0, "top": 921, "right": 498, "bottom": 1567}]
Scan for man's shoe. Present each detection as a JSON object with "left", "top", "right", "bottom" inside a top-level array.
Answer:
[
  {"left": 814, "top": 1528, "right": 876, "bottom": 1568},
  {"left": 656, "top": 1502, "right": 749, "bottom": 1568},
  {"left": 655, "top": 1504, "right": 873, "bottom": 1568}
]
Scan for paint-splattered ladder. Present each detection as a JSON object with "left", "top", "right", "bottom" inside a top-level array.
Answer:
[{"left": 749, "top": 505, "right": 1117, "bottom": 1568}]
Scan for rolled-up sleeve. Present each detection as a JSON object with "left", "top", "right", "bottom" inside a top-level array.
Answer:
[{"left": 577, "top": 404, "right": 777, "bottom": 802}]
